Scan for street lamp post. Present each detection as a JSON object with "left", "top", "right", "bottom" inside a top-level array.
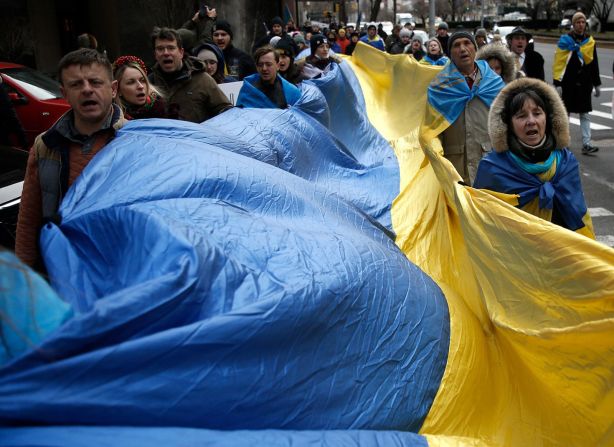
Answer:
[{"left": 429, "top": 0, "right": 435, "bottom": 37}]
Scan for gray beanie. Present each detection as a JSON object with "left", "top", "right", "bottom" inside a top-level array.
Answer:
[
  {"left": 399, "top": 29, "right": 412, "bottom": 38},
  {"left": 475, "top": 28, "right": 487, "bottom": 38},
  {"left": 448, "top": 31, "right": 477, "bottom": 54}
]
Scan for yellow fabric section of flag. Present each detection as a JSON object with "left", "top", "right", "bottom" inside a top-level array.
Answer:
[
  {"left": 553, "top": 48, "right": 571, "bottom": 82},
  {"left": 346, "top": 43, "right": 614, "bottom": 446}
]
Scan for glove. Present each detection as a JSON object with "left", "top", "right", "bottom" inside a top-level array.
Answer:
[
  {"left": 556, "top": 86, "right": 562, "bottom": 97},
  {"left": 594, "top": 86, "right": 601, "bottom": 97}
]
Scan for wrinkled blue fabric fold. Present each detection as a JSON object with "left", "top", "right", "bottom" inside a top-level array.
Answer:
[{"left": 0, "top": 63, "right": 450, "bottom": 445}]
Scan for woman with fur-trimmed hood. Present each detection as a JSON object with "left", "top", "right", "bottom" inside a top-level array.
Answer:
[
  {"left": 474, "top": 78, "right": 595, "bottom": 237},
  {"left": 475, "top": 44, "right": 518, "bottom": 84}
]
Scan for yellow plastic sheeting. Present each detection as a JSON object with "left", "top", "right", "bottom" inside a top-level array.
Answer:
[{"left": 346, "top": 43, "right": 614, "bottom": 446}]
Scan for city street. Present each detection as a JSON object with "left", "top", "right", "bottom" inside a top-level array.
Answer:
[{"left": 535, "top": 40, "right": 614, "bottom": 246}]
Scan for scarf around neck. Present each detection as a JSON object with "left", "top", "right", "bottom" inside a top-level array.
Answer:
[
  {"left": 553, "top": 34, "right": 595, "bottom": 81},
  {"left": 427, "top": 59, "right": 505, "bottom": 125}
]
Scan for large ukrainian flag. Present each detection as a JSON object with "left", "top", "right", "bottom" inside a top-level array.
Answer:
[{"left": 0, "top": 43, "right": 613, "bottom": 446}]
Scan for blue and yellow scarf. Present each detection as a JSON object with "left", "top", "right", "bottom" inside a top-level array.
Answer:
[
  {"left": 553, "top": 34, "right": 595, "bottom": 82},
  {"left": 474, "top": 148, "right": 588, "bottom": 230},
  {"left": 422, "top": 55, "right": 449, "bottom": 66},
  {"left": 426, "top": 59, "right": 504, "bottom": 126}
]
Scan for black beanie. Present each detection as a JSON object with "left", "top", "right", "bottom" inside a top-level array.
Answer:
[
  {"left": 310, "top": 34, "right": 328, "bottom": 56},
  {"left": 275, "top": 37, "right": 295, "bottom": 58},
  {"left": 271, "top": 16, "right": 284, "bottom": 26},
  {"left": 214, "top": 20, "right": 233, "bottom": 39},
  {"left": 448, "top": 31, "right": 477, "bottom": 54}
]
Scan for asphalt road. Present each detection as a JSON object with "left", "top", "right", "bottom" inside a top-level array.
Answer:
[{"left": 534, "top": 40, "right": 614, "bottom": 246}]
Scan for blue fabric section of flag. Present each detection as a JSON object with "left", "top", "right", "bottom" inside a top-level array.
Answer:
[
  {"left": 473, "top": 149, "right": 588, "bottom": 230},
  {"left": 236, "top": 73, "right": 302, "bottom": 109},
  {"left": 0, "top": 251, "right": 72, "bottom": 365},
  {"left": 0, "top": 427, "right": 430, "bottom": 446},
  {"left": 0, "top": 65, "right": 450, "bottom": 440},
  {"left": 423, "top": 55, "right": 449, "bottom": 66},
  {"left": 427, "top": 59, "right": 504, "bottom": 125}
]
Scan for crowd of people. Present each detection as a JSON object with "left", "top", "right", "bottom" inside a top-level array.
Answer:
[{"left": 10, "top": 9, "right": 602, "bottom": 270}]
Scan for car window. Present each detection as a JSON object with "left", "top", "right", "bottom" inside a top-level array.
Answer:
[{"left": 1, "top": 67, "right": 63, "bottom": 100}]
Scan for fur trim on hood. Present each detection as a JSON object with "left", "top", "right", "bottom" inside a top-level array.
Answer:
[
  {"left": 489, "top": 77, "right": 570, "bottom": 152},
  {"left": 475, "top": 44, "right": 517, "bottom": 84}
]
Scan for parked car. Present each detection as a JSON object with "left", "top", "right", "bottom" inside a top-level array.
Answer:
[
  {"left": 0, "top": 145, "right": 27, "bottom": 250},
  {"left": 0, "top": 62, "right": 70, "bottom": 148},
  {"left": 559, "top": 17, "right": 572, "bottom": 30}
]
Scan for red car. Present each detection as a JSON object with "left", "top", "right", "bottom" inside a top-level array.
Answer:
[{"left": 0, "top": 62, "right": 70, "bottom": 147}]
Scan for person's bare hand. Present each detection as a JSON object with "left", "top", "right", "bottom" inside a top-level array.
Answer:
[
  {"left": 192, "top": 11, "right": 200, "bottom": 22},
  {"left": 207, "top": 7, "right": 217, "bottom": 18}
]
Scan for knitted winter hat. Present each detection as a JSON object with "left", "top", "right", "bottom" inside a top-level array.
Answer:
[
  {"left": 310, "top": 34, "right": 328, "bottom": 56},
  {"left": 399, "top": 29, "right": 412, "bottom": 38},
  {"left": 271, "top": 16, "right": 284, "bottom": 26},
  {"left": 213, "top": 20, "right": 233, "bottom": 39},
  {"left": 448, "top": 31, "right": 477, "bottom": 54},
  {"left": 572, "top": 11, "right": 586, "bottom": 25},
  {"left": 275, "top": 37, "right": 295, "bottom": 58}
]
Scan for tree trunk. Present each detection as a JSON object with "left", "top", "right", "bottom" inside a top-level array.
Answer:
[
  {"left": 369, "top": 0, "right": 380, "bottom": 21},
  {"left": 339, "top": 0, "right": 348, "bottom": 24}
]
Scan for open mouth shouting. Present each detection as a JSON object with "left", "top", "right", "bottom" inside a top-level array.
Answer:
[
  {"left": 80, "top": 99, "right": 100, "bottom": 111},
  {"left": 161, "top": 58, "right": 175, "bottom": 70}
]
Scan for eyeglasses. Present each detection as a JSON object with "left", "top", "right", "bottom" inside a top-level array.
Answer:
[{"left": 155, "top": 45, "right": 178, "bottom": 53}]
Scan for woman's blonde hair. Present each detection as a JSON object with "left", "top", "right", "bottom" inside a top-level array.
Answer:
[{"left": 113, "top": 60, "right": 163, "bottom": 110}]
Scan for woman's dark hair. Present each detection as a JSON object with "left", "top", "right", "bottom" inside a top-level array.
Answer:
[{"left": 503, "top": 87, "right": 553, "bottom": 135}]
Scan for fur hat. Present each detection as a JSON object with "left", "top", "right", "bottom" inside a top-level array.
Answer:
[
  {"left": 475, "top": 44, "right": 517, "bottom": 84},
  {"left": 213, "top": 20, "right": 233, "bottom": 39},
  {"left": 399, "top": 29, "right": 412, "bottom": 38},
  {"left": 448, "top": 31, "right": 477, "bottom": 54},
  {"left": 572, "top": 11, "right": 587, "bottom": 25},
  {"left": 310, "top": 34, "right": 328, "bottom": 56},
  {"left": 488, "top": 78, "right": 569, "bottom": 152}
]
